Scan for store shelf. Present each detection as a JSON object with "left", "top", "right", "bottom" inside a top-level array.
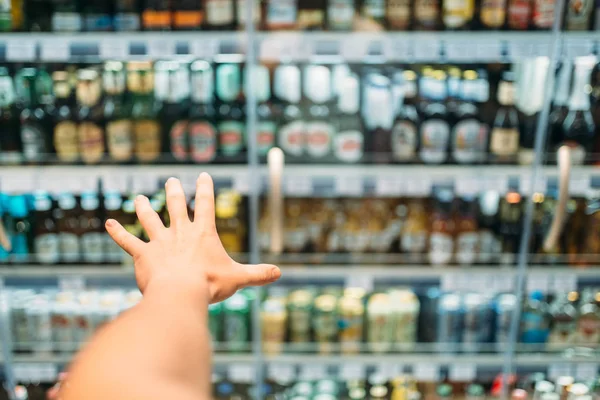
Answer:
[{"left": 0, "top": 32, "right": 597, "bottom": 63}]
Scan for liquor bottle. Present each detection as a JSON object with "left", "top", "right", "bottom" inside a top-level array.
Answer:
[
  {"left": 506, "top": 0, "right": 531, "bottom": 29},
  {"left": 479, "top": 0, "right": 506, "bottom": 29},
  {"left": 334, "top": 73, "right": 363, "bottom": 163},
  {"left": 477, "top": 190, "right": 501, "bottom": 264},
  {"left": 143, "top": 0, "right": 171, "bottom": 30},
  {"left": 303, "top": 64, "right": 334, "bottom": 162},
  {"left": 0, "top": 0, "right": 10, "bottom": 31},
  {"left": 297, "top": 0, "right": 325, "bottom": 29},
  {"left": 455, "top": 195, "right": 478, "bottom": 266},
  {"left": 452, "top": 70, "right": 485, "bottom": 164},
  {"left": 0, "top": 67, "right": 21, "bottom": 163},
  {"left": 547, "top": 291, "right": 577, "bottom": 350},
  {"left": 204, "top": 0, "right": 235, "bottom": 29},
  {"left": 103, "top": 191, "right": 125, "bottom": 263},
  {"left": 264, "top": 0, "right": 298, "bottom": 29},
  {"left": 275, "top": 64, "right": 304, "bottom": 163},
  {"left": 574, "top": 288, "right": 600, "bottom": 346},
  {"left": 114, "top": 0, "right": 141, "bottom": 30},
  {"left": 387, "top": 0, "right": 412, "bottom": 29},
  {"left": 236, "top": 0, "right": 261, "bottom": 29},
  {"left": 30, "top": 192, "right": 58, "bottom": 264},
  {"left": 442, "top": 0, "right": 474, "bottom": 29},
  {"left": 56, "top": 192, "right": 81, "bottom": 263},
  {"left": 560, "top": 56, "right": 596, "bottom": 165},
  {"left": 52, "top": 71, "right": 78, "bottom": 163},
  {"left": 76, "top": 68, "right": 106, "bottom": 164},
  {"left": 16, "top": 68, "right": 51, "bottom": 164},
  {"left": 498, "top": 190, "right": 521, "bottom": 265},
  {"left": 157, "top": 62, "right": 189, "bottom": 162},
  {"left": 51, "top": 0, "right": 82, "bottom": 31},
  {"left": 520, "top": 291, "right": 550, "bottom": 348},
  {"left": 104, "top": 62, "right": 133, "bottom": 163},
  {"left": 446, "top": 66, "right": 462, "bottom": 121},
  {"left": 188, "top": 60, "right": 217, "bottom": 163},
  {"left": 327, "top": 0, "right": 355, "bottom": 30},
  {"left": 215, "top": 63, "right": 245, "bottom": 162},
  {"left": 565, "top": 0, "right": 593, "bottom": 29},
  {"left": 531, "top": 0, "right": 554, "bottom": 29},
  {"left": 390, "top": 70, "right": 419, "bottom": 163},
  {"left": 365, "top": 72, "right": 393, "bottom": 164},
  {"left": 254, "top": 65, "right": 276, "bottom": 161},
  {"left": 360, "top": 0, "right": 386, "bottom": 29},
  {"left": 419, "top": 70, "right": 450, "bottom": 164},
  {"left": 490, "top": 71, "right": 519, "bottom": 164},
  {"left": 80, "top": 191, "right": 104, "bottom": 263},
  {"left": 546, "top": 61, "right": 571, "bottom": 163},
  {"left": 25, "top": 0, "right": 52, "bottom": 30},
  {"left": 473, "top": 69, "right": 492, "bottom": 163},
  {"left": 173, "top": 0, "right": 203, "bottom": 29},
  {"left": 402, "top": 200, "right": 428, "bottom": 263},
  {"left": 83, "top": 0, "right": 113, "bottom": 30},
  {"left": 517, "top": 59, "right": 548, "bottom": 165},
  {"left": 128, "top": 62, "right": 161, "bottom": 163},
  {"left": 413, "top": 0, "right": 442, "bottom": 29},
  {"left": 428, "top": 189, "right": 455, "bottom": 266}
]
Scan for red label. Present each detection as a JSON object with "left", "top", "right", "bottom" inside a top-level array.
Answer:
[{"left": 189, "top": 121, "right": 216, "bottom": 163}]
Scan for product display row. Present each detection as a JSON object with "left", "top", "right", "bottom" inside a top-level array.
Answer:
[
  {"left": 1, "top": 58, "right": 599, "bottom": 166},
  {"left": 2, "top": 0, "right": 600, "bottom": 32}
]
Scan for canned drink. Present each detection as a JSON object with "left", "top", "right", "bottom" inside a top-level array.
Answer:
[
  {"left": 338, "top": 293, "right": 364, "bottom": 354},
  {"left": 313, "top": 293, "right": 338, "bottom": 354},
  {"left": 462, "top": 293, "right": 492, "bottom": 352},
  {"left": 51, "top": 291, "right": 77, "bottom": 353},
  {"left": 436, "top": 292, "right": 463, "bottom": 351},
  {"left": 26, "top": 294, "right": 53, "bottom": 354},
  {"left": 223, "top": 291, "right": 250, "bottom": 352},
  {"left": 367, "top": 293, "right": 394, "bottom": 353},
  {"left": 208, "top": 302, "right": 223, "bottom": 343},
  {"left": 261, "top": 289, "right": 288, "bottom": 354},
  {"left": 9, "top": 289, "right": 36, "bottom": 352},
  {"left": 495, "top": 293, "right": 517, "bottom": 351},
  {"left": 288, "top": 289, "right": 313, "bottom": 345},
  {"left": 389, "top": 288, "right": 420, "bottom": 351}
]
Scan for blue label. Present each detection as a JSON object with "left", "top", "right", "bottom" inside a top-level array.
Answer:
[
  {"left": 85, "top": 14, "right": 113, "bottom": 31},
  {"left": 114, "top": 13, "right": 140, "bottom": 31},
  {"left": 521, "top": 312, "right": 549, "bottom": 343}
]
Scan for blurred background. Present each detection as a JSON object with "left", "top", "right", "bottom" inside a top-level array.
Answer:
[{"left": 0, "top": 0, "right": 599, "bottom": 399}]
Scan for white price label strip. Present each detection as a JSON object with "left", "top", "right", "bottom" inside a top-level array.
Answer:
[
  {"left": 476, "top": 41, "right": 502, "bottom": 61},
  {"left": 148, "top": 40, "right": 176, "bottom": 58},
  {"left": 548, "top": 363, "right": 574, "bottom": 380},
  {"left": 449, "top": 364, "right": 476, "bottom": 381},
  {"left": 376, "top": 363, "right": 404, "bottom": 380},
  {"left": 406, "top": 179, "right": 431, "bottom": 197},
  {"left": 59, "top": 276, "right": 86, "bottom": 291},
  {"left": 101, "top": 172, "right": 130, "bottom": 193},
  {"left": 413, "top": 40, "right": 440, "bottom": 61},
  {"left": 455, "top": 177, "right": 480, "bottom": 196},
  {"left": 100, "top": 40, "right": 129, "bottom": 60},
  {"left": 228, "top": 365, "right": 254, "bottom": 383},
  {"left": 285, "top": 176, "right": 312, "bottom": 196},
  {"left": 267, "top": 364, "right": 296, "bottom": 382},
  {"left": 300, "top": 364, "right": 327, "bottom": 381},
  {"left": 132, "top": 173, "right": 158, "bottom": 194},
  {"left": 491, "top": 273, "right": 514, "bottom": 292},
  {"left": 345, "top": 274, "right": 374, "bottom": 292},
  {"left": 413, "top": 364, "right": 440, "bottom": 381},
  {"left": 340, "top": 363, "right": 365, "bottom": 380},
  {"left": 1, "top": 172, "right": 36, "bottom": 193},
  {"left": 6, "top": 40, "right": 36, "bottom": 61},
  {"left": 335, "top": 177, "right": 363, "bottom": 196},
  {"left": 190, "top": 39, "right": 218, "bottom": 59},
  {"left": 575, "top": 363, "right": 598, "bottom": 381},
  {"left": 13, "top": 364, "right": 57, "bottom": 382},
  {"left": 376, "top": 177, "right": 402, "bottom": 196},
  {"left": 233, "top": 175, "right": 251, "bottom": 194},
  {"left": 551, "top": 273, "right": 577, "bottom": 294},
  {"left": 527, "top": 272, "right": 551, "bottom": 293},
  {"left": 40, "top": 41, "right": 70, "bottom": 61},
  {"left": 570, "top": 176, "right": 590, "bottom": 196}
]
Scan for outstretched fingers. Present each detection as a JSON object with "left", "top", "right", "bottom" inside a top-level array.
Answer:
[
  {"left": 105, "top": 219, "right": 144, "bottom": 257},
  {"left": 194, "top": 172, "right": 216, "bottom": 233},
  {"left": 166, "top": 177, "right": 190, "bottom": 228},
  {"left": 236, "top": 263, "right": 281, "bottom": 288},
  {"left": 135, "top": 195, "right": 165, "bottom": 240}
]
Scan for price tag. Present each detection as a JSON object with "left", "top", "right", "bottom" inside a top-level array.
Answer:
[
  {"left": 341, "top": 36, "right": 370, "bottom": 61},
  {"left": 228, "top": 365, "right": 254, "bottom": 383},
  {"left": 509, "top": 42, "right": 535, "bottom": 60},
  {"left": 490, "top": 273, "right": 514, "bottom": 293},
  {"left": 550, "top": 273, "right": 577, "bottom": 294},
  {"left": 533, "top": 42, "right": 551, "bottom": 57},
  {"left": 100, "top": 40, "right": 129, "bottom": 60},
  {"left": 190, "top": 39, "right": 218, "bottom": 59},
  {"left": 39, "top": 364, "right": 58, "bottom": 382},
  {"left": 101, "top": 171, "right": 130, "bottom": 193},
  {"left": 59, "top": 276, "right": 86, "bottom": 291},
  {"left": 449, "top": 364, "right": 476, "bottom": 381},
  {"left": 548, "top": 363, "right": 574, "bottom": 380},
  {"left": 476, "top": 41, "right": 503, "bottom": 61},
  {"left": 405, "top": 179, "right": 431, "bottom": 197},
  {"left": 570, "top": 176, "right": 590, "bottom": 196},
  {"left": 40, "top": 41, "right": 70, "bottom": 61},
  {"left": 285, "top": 176, "right": 312, "bottom": 196},
  {"left": 413, "top": 40, "right": 441, "bottom": 61},
  {"left": 335, "top": 176, "right": 363, "bottom": 196},
  {"left": 563, "top": 40, "right": 594, "bottom": 58},
  {"left": 132, "top": 173, "right": 158, "bottom": 194},
  {"left": 575, "top": 363, "right": 598, "bottom": 381},
  {"left": 1, "top": 172, "right": 35, "bottom": 193},
  {"left": 267, "top": 363, "right": 296, "bottom": 383},
  {"left": 375, "top": 177, "right": 402, "bottom": 196},
  {"left": 441, "top": 274, "right": 459, "bottom": 291},
  {"left": 527, "top": 272, "right": 551, "bottom": 293},
  {"left": 300, "top": 364, "right": 327, "bottom": 381},
  {"left": 6, "top": 40, "right": 36, "bottom": 61},
  {"left": 147, "top": 39, "right": 176, "bottom": 58},
  {"left": 445, "top": 42, "right": 476, "bottom": 61},
  {"left": 413, "top": 364, "right": 440, "bottom": 381},
  {"left": 455, "top": 177, "right": 480, "bottom": 196},
  {"left": 345, "top": 274, "right": 374, "bottom": 292},
  {"left": 340, "top": 363, "right": 365, "bottom": 380},
  {"left": 385, "top": 39, "right": 412, "bottom": 61},
  {"left": 481, "top": 176, "right": 509, "bottom": 193}
]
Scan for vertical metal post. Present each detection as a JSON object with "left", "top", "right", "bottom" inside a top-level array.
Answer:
[
  {"left": 244, "top": 1, "right": 265, "bottom": 399},
  {"left": 500, "top": 5, "right": 565, "bottom": 398},
  {"left": 0, "top": 292, "right": 17, "bottom": 400}
]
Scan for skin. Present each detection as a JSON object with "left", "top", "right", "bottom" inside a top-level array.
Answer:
[{"left": 56, "top": 173, "right": 281, "bottom": 400}]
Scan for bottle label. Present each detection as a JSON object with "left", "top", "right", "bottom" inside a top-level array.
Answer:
[
  {"left": 35, "top": 233, "right": 60, "bottom": 264},
  {"left": 419, "top": 119, "right": 449, "bottom": 164},
  {"left": 84, "top": 14, "right": 113, "bottom": 31},
  {"left": 278, "top": 120, "right": 304, "bottom": 157},
  {"left": 298, "top": 9, "right": 325, "bottom": 28},
  {"left": 456, "top": 232, "right": 478, "bottom": 265},
  {"left": 415, "top": 0, "right": 440, "bottom": 24},
  {"left": 328, "top": 0, "right": 355, "bottom": 28},
  {"left": 481, "top": 0, "right": 507, "bottom": 27},
  {"left": 532, "top": 0, "right": 554, "bottom": 27},
  {"left": 257, "top": 121, "right": 276, "bottom": 157},
  {"left": 305, "top": 121, "right": 333, "bottom": 159},
  {"left": 107, "top": 119, "right": 133, "bottom": 162},
  {"left": 521, "top": 312, "right": 549, "bottom": 343},
  {"left": 174, "top": 10, "right": 203, "bottom": 29},
  {"left": 344, "top": 231, "right": 370, "bottom": 253},
  {"left": 21, "top": 123, "right": 47, "bottom": 162},
  {"left": 334, "top": 130, "right": 363, "bottom": 163},
  {"left": 478, "top": 230, "right": 501, "bottom": 263},
  {"left": 78, "top": 122, "right": 105, "bottom": 164},
  {"left": 452, "top": 118, "right": 484, "bottom": 164},
  {"left": 54, "top": 121, "right": 79, "bottom": 163},
  {"left": 236, "top": 0, "right": 261, "bottom": 24},
  {"left": 547, "top": 321, "right": 576, "bottom": 348},
  {"left": 170, "top": 120, "right": 189, "bottom": 161},
  {"left": 142, "top": 10, "right": 172, "bottom": 29},
  {"left": 429, "top": 232, "right": 454, "bottom": 265},
  {"left": 59, "top": 232, "right": 80, "bottom": 263},
  {"left": 104, "top": 233, "right": 124, "bottom": 263},
  {"left": 363, "top": 0, "right": 386, "bottom": 17},
  {"left": 224, "top": 314, "right": 248, "bottom": 344},
  {"left": 490, "top": 128, "right": 519, "bottom": 156},
  {"left": 392, "top": 120, "right": 417, "bottom": 162},
  {"left": 267, "top": 0, "right": 297, "bottom": 26},
  {"left": 387, "top": 0, "right": 412, "bottom": 28},
  {"left": 52, "top": 12, "right": 83, "bottom": 31},
  {"left": 114, "top": 13, "right": 141, "bottom": 31},
  {"left": 394, "top": 310, "right": 418, "bottom": 344},
  {"left": 508, "top": 0, "right": 531, "bottom": 28},
  {"left": 134, "top": 120, "right": 161, "bottom": 162},
  {"left": 189, "top": 121, "right": 217, "bottom": 163},
  {"left": 82, "top": 232, "right": 104, "bottom": 263},
  {"left": 401, "top": 232, "right": 427, "bottom": 253},
  {"left": 575, "top": 316, "right": 600, "bottom": 345},
  {"left": 206, "top": 0, "right": 233, "bottom": 25},
  {"left": 443, "top": 0, "right": 474, "bottom": 27},
  {"left": 218, "top": 121, "right": 244, "bottom": 156},
  {"left": 566, "top": 0, "right": 593, "bottom": 28},
  {"left": 285, "top": 229, "right": 307, "bottom": 252}
]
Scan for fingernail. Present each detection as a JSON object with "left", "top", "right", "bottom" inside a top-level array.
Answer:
[
  {"left": 197, "top": 172, "right": 209, "bottom": 182},
  {"left": 135, "top": 194, "right": 147, "bottom": 203},
  {"left": 270, "top": 266, "right": 281, "bottom": 281},
  {"left": 106, "top": 219, "right": 115, "bottom": 227},
  {"left": 167, "top": 177, "right": 179, "bottom": 185}
]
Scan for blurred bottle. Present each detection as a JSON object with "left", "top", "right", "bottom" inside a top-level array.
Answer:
[
  {"left": 442, "top": 0, "right": 474, "bottom": 29},
  {"left": 253, "top": 65, "right": 276, "bottom": 161},
  {"left": 506, "top": 0, "right": 531, "bottom": 30},
  {"left": 478, "top": 191, "right": 501, "bottom": 264},
  {"left": 495, "top": 293, "right": 517, "bottom": 350},
  {"left": 360, "top": 0, "right": 386, "bottom": 29},
  {"left": 531, "top": 0, "right": 555, "bottom": 30},
  {"left": 103, "top": 191, "right": 125, "bottom": 263},
  {"left": 518, "top": 58, "right": 548, "bottom": 165},
  {"left": 429, "top": 189, "right": 455, "bottom": 266},
  {"left": 51, "top": 0, "right": 82, "bottom": 31},
  {"left": 275, "top": 64, "right": 304, "bottom": 163},
  {"left": 83, "top": 0, "right": 113, "bottom": 30},
  {"left": 142, "top": 0, "right": 172, "bottom": 30},
  {"left": 546, "top": 61, "right": 572, "bottom": 164},
  {"left": 303, "top": 64, "right": 334, "bottom": 162},
  {"left": 574, "top": 288, "right": 599, "bottom": 347},
  {"left": 455, "top": 195, "right": 478, "bottom": 266},
  {"left": 215, "top": 62, "right": 245, "bottom": 162},
  {"left": 436, "top": 293, "right": 463, "bottom": 350},
  {"left": 160, "top": 62, "right": 190, "bottom": 163},
  {"left": 520, "top": 291, "right": 550, "bottom": 349},
  {"left": 297, "top": 0, "right": 325, "bottom": 29},
  {"left": 114, "top": 0, "right": 141, "bottom": 31},
  {"left": 56, "top": 192, "right": 81, "bottom": 264},
  {"left": 547, "top": 291, "right": 578, "bottom": 350},
  {"left": 0, "top": 0, "right": 11, "bottom": 31},
  {"left": 479, "top": 0, "right": 506, "bottom": 29},
  {"left": 365, "top": 72, "right": 393, "bottom": 164},
  {"left": 31, "top": 192, "right": 57, "bottom": 264},
  {"left": 391, "top": 70, "right": 419, "bottom": 163},
  {"left": 387, "top": 0, "right": 412, "bottom": 29},
  {"left": 0, "top": 67, "right": 21, "bottom": 163},
  {"left": 173, "top": 0, "right": 203, "bottom": 30},
  {"left": 498, "top": 190, "right": 521, "bottom": 265},
  {"left": 80, "top": 191, "right": 104, "bottom": 264},
  {"left": 188, "top": 60, "right": 218, "bottom": 163},
  {"left": 52, "top": 70, "right": 78, "bottom": 163},
  {"left": 104, "top": 61, "right": 134, "bottom": 163},
  {"left": 236, "top": 0, "right": 261, "bottom": 29},
  {"left": 413, "top": 0, "right": 442, "bottom": 29},
  {"left": 490, "top": 71, "right": 519, "bottom": 164},
  {"left": 76, "top": 68, "right": 106, "bottom": 164},
  {"left": 452, "top": 70, "right": 485, "bottom": 164},
  {"left": 334, "top": 73, "right": 364, "bottom": 163},
  {"left": 419, "top": 70, "right": 450, "bottom": 164},
  {"left": 204, "top": 0, "right": 235, "bottom": 29},
  {"left": 263, "top": 0, "right": 298, "bottom": 30},
  {"left": 565, "top": 0, "right": 594, "bottom": 29}
]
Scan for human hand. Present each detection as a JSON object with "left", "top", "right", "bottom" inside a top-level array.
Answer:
[{"left": 105, "top": 173, "right": 281, "bottom": 303}]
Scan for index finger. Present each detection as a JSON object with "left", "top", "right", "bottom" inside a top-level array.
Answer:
[{"left": 194, "top": 172, "right": 216, "bottom": 232}]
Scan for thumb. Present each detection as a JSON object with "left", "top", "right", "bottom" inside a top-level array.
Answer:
[{"left": 236, "top": 263, "right": 281, "bottom": 288}]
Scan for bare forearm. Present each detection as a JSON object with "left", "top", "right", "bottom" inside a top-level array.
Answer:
[{"left": 61, "top": 280, "right": 212, "bottom": 400}]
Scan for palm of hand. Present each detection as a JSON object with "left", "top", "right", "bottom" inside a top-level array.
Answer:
[{"left": 106, "top": 173, "right": 281, "bottom": 304}]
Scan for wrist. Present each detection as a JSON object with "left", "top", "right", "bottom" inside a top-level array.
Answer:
[{"left": 144, "top": 274, "right": 210, "bottom": 310}]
